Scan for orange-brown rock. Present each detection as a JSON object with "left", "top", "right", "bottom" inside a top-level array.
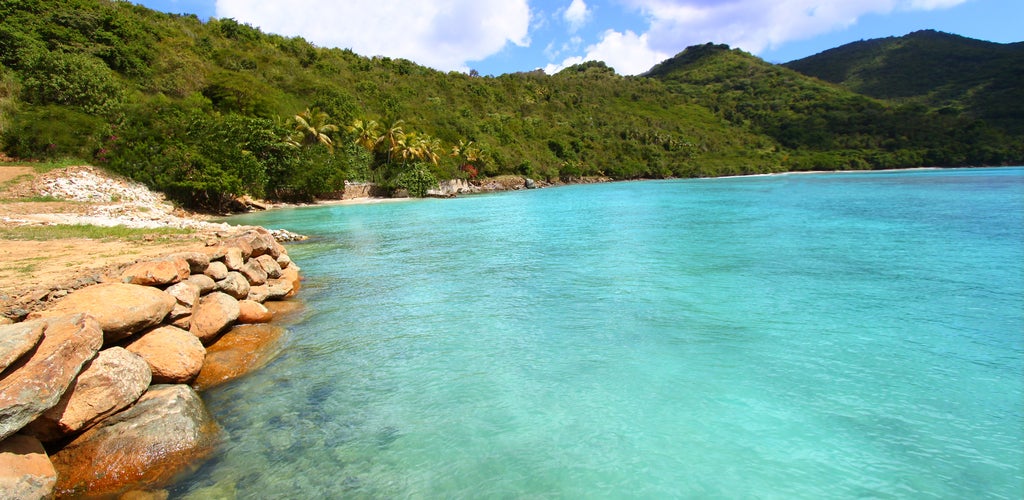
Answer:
[
  {"left": 194, "top": 324, "right": 286, "bottom": 391},
  {"left": 0, "top": 319, "right": 45, "bottom": 374},
  {"left": 0, "top": 434, "right": 57, "bottom": 499},
  {"left": 165, "top": 281, "right": 201, "bottom": 323},
  {"left": 124, "top": 325, "right": 205, "bottom": 384},
  {"left": 216, "top": 271, "right": 250, "bottom": 300},
  {"left": 237, "top": 300, "right": 273, "bottom": 324},
  {"left": 50, "top": 384, "right": 220, "bottom": 498},
  {"left": 241, "top": 229, "right": 277, "bottom": 258},
  {"left": 223, "top": 247, "right": 245, "bottom": 271},
  {"left": 246, "top": 284, "right": 270, "bottom": 303},
  {"left": 238, "top": 259, "right": 268, "bottom": 286},
  {"left": 203, "top": 260, "right": 228, "bottom": 281},
  {"left": 186, "top": 274, "right": 217, "bottom": 294},
  {"left": 254, "top": 254, "right": 283, "bottom": 279},
  {"left": 0, "top": 314, "right": 103, "bottom": 441},
  {"left": 263, "top": 299, "right": 305, "bottom": 321},
  {"left": 24, "top": 347, "right": 151, "bottom": 442},
  {"left": 189, "top": 292, "right": 239, "bottom": 345},
  {"left": 29, "top": 283, "right": 175, "bottom": 344},
  {"left": 167, "top": 251, "right": 211, "bottom": 274},
  {"left": 280, "top": 265, "right": 301, "bottom": 298},
  {"left": 120, "top": 257, "right": 190, "bottom": 287}
]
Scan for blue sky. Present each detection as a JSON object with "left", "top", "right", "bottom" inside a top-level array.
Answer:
[{"left": 134, "top": 0, "right": 1020, "bottom": 75}]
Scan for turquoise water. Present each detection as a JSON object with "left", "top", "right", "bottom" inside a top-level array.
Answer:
[{"left": 173, "top": 168, "right": 1023, "bottom": 498}]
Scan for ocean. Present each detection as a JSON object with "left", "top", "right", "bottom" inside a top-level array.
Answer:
[{"left": 172, "top": 167, "right": 1023, "bottom": 498}]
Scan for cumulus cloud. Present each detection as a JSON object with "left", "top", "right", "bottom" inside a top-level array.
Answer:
[
  {"left": 215, "top": 0, "right": 531, "bottom": 72},
  {"left": 563, "top": 0, "right": 592, "bottom": 33},
  {"left": 545, "top": 30, "right": 670, "bottom": 75},
  {"left": 622, "top": 0, "right": 970, "bottom": 55}
]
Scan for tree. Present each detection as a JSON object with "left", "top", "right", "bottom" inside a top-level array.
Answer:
[
  {"left": 348, "top": 118, "right": 381, "bottom": 153},
  {"left": 290, "top": 107, "right": 339, "bottom": 151},
  {"left": 378, "top": 118, "right": 405, "bottom": 166}
]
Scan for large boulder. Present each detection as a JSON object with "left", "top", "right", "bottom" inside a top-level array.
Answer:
[
  {"left": 120, "top": 257, "right": 190, "bottom": 287},
  {"left": 0, "top": 434, "right": 57, "bottom": 500},
  {"left": 28, "top": 284, "right": 175, "bottom": 344},
  {"left": 0, "top": 320, "right": 45, "bottom": 374},
  {"left": 222, "top": 247, "right": 245, "bottom": 271},
  {"left": 125, "top": 325, "right": 205, "bottom": 384},
  {"left": 186, "top": 274, "right": 217, "bottom": 294},
  {"left": 280, "top": 265, "right": 301, "bottom": 299},
  {"left": 24, "top": 347, "right": 151, "bottom": 442},
  {"left": 237, "top": 300, "right": 273, "bottom": 324},
  {"left": 0, "top": 314, "right": 103, "bottom": 441},
  {"left": 254, "top": 254, "right": 283, "bottom": 279},
  {"left": 189, "top": 293, "right": 239, "bottom": 345},
  {"left": 167, "top": 251, "right": 211, "bottom": 274},
  {"left": 217, "top": 271, "right": 250, "bottom": 300},
  {"left": 165, "top": 281, "right": 201, "bottom": 323},
  {"left": 194, "top": 324, "right": 286, "bottom": 391},
  {"left": 50, "top": 384, "right": 221, "bottom": 498},
  {"left": 238, "top": 260, "right": 268, "bottom": 286},
  {"left": 203, "top": 261, "right": 228, "bottom": 281}
]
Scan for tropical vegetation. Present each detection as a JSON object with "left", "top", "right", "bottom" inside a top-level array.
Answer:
[{"left": 0, "top": 0, "right": 1020, "bottom": 209}]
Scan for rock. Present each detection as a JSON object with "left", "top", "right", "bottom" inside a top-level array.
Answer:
[
  {"left": 241, "top": 229, "right": 277, "bottom": 258},
  {"left": 264, "top": 300, "right": 305, "bottom": 321},
  {"left": 0, "top": 314, "right": 103, "bottom": 441},
  {"left": 170, "top": 314, "right": 192, "bottom": 330},
  {"left": 50, "top": 384, "right": 220, "bottom": 498},
  {"left": 265, "top": 278, "right": 294, "bottom": 301},
  {"left": 189, "top": 293, "right": 239, "bottom": 345},
  {"left": 167, "top": 251, "right": 211, "bottom": 274},
  {"left": 24, "top": 347, "right": 151, "bottom": 442},
  {"left": 223, "top": 237, "right": 253, "bottom": 260},
  {"left": 28, "top": 284, "right": 175, "bottom": 344},
  {"left": 165, "top": 281, "right": 201, "bottom": 321},
  {"left": 203, "top": 260, "right": 228, "bottom": 281},
  {"left": 0, "top": 434, "right": 57, "bottom": 500},
  {"left": 246, "top": 285, "right": 270, "bottom": 303},
  {"left": 238, "top": 260, "right": 268, "bottom": 286},
  {"left": 186, "top": 274, "right": 217, "bottom": 294},
  {"left": 120, "top": 257, "right": 190, "bottom": 286},
  {"left": 194, "top": 324, "right": 286, "bottom": 391},
  {"left": 280, "top": 265, "right": 301, "bottom": 298},
  {"left": 0, "top": 320, "right": 45, "bottom": 374},
  {"left": 222, "top": 247, "right": 245, "bottom": 271},
  {"left": 276, "top": 253, "right": 292, "bottom": 269},
  {"left": 216, "top": 271, "right": 250, "bottom": 300},
  {"left": 255, "top": 254, "right": 283, "bottom": 279},
  {"left": 525, "top": 177, "right": 537, "bottom": 189},
  {"left": 124, "top": 325, "right": 205, "bottom": 384},
  {"left": 237, "top": 300, "right": 273, "bottom": 324}
]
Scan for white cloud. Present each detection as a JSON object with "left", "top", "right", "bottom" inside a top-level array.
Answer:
[
  {"left": 215, "top": 0, "right": 531, "bottom": 72},
  {"left": 563, "top": 0, "right": 592, "bottom": 33},
  {"left": 621, "top": 0, "right": 969, "bottom": 55},
  {"left": 546, "top": 30, "right": 670, "bottom": 75}
]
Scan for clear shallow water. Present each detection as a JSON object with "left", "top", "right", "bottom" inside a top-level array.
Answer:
[{"left": 173, "top": 168, "right": 1023, "bottom": 498}]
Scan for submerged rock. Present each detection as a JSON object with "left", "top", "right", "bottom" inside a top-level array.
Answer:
[
  {"left": 50, "top": 384, "right": 221, "bottom": 498},
  {"left": 194, "top": 324, "right": 286, "bottom": 391}
]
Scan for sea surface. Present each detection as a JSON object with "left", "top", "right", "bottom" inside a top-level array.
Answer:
[{"left": 172, "top": 167, "right": 1023, "bottom": 498}]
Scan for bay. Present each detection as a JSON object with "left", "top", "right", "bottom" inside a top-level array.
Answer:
[{"left": 172, "top": 167, "right": 1023, "bottom": 498}]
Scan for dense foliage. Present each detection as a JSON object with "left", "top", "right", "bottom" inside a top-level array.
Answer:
[{"left": 0, "top": 1, "right": 1020, "bottom": 208}]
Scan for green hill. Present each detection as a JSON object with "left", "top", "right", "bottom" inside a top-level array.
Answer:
[
  {"left": 783, "top": 30, "right": 1024, "bottom": 134},
  {"left": 0, "top": 1, "right": 1020, "bottom": 208}
]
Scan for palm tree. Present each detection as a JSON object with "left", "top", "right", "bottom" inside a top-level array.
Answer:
[
  {"left": 291, "top": 107, "right": 339, "bottom": 152},
  {"left": 378, "top": 119, "right": 406, "bottom": 167},
  {"left": 347, "top": 118, "right": 381, "bottom": 153}
]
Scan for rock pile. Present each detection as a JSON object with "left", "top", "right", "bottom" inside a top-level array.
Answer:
[{"left": 0, "top": 227, "right": 301, "bottom": 498}]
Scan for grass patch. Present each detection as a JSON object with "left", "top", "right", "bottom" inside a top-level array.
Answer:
[
  {"left": 0, "top": 158, "right": 89, "bottom": 173},
  {"left": 0, "top": 224, "right": 193, "bottom": 241},
  {"left": 0, "top": 195, "right": 64, "bottom": 203}
]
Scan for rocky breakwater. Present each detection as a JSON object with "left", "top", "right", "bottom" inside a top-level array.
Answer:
[{"left": 0, "top": 228, "right": 302, "bottom": 499}]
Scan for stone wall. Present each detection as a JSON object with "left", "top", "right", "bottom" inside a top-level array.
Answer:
[{"left": 0, "top": 228, "right": 302, "bottom": 499}]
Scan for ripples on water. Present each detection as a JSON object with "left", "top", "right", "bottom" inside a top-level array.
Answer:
[{"left": 173, "top": 168, "right": 1023, "bottom": 498}]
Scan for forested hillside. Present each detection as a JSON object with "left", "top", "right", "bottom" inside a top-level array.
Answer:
[
  {"left": 784, "top": 30, "right": 1024, "bottom": 135},
  {"left": 0, "top": 1, "right": 1020, "bottom": 208}
]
